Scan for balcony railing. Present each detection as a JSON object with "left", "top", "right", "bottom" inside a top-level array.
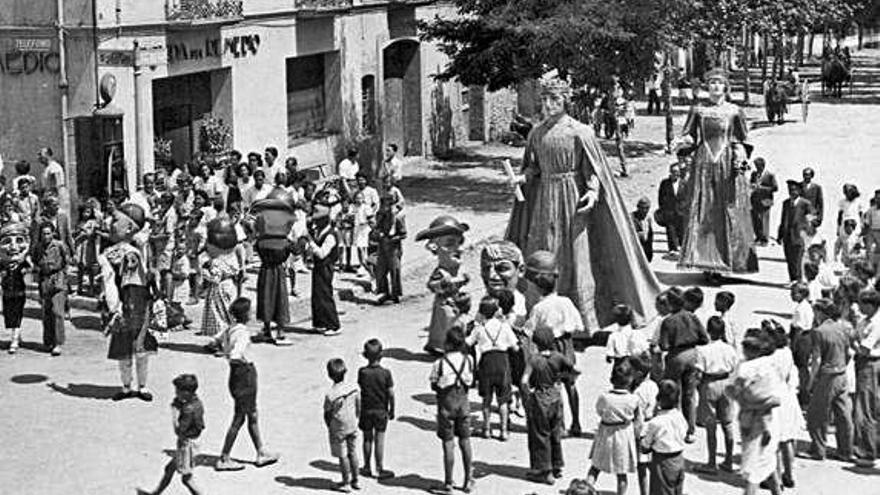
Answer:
[
  {"left": 166, "top": 0, "right": 244, "bottom": 21},
  {"left": 294, "top": 0, "right": 354, "bottom": 11}
]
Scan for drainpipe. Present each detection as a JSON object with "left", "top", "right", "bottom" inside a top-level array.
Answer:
[
  {"left": 92, "top": 0, "right": 101, "bottom": 108},
  {"left": 57, "top": 0, "right": 71, "bottom": 200},
  {"left": 133, "top": 40, "right": 144, "bottom": 184}
]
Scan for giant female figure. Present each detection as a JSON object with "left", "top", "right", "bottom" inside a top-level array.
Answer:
[
  {"left": 506, "top": 72, "right": 660, "bottom": 334},
  {"left": 674, "top": 69, "right": 758, "bottom": 274}
]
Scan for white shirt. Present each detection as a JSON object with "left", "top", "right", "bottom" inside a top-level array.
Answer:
[
  {"left": 429, "top": 351, "right": 474, "bottom": 389},
  {"left": 338, "top": 158, "right": 359, "bottom": 180},
  {"left": 523, "top": 293, "right": 584, "bottom": 339},
  {"left": 606, "top": 324, "right": 649, "bottom": 359},
  {"left": 225, "top": 323, "right": 251, "bottom": 362},
  {"left": 360, "top": 186, "right": 380, "bottom": 215},
  {"left": 838, "top": 198, "right": 864, "bottom": 225},
  {"left": 43, "top": 159, "right": 65, "bottom": 190},
  {"left": 791, "top": 299, "right": 814, "bottom": 331},
  {"left": 696, "top": 340, "right": 739, "bottom": 375},
  {"left": 641, "top": 408, "right": 688, "bottom": 454},
  {"left": 466, "top": 318, "right": 518, "bottom": 357},
  {"left": 858, "top": 314, "right": 880, "bottom": 358}
]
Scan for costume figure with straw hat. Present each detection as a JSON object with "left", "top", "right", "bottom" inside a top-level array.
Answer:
[
  {"left": 98, "top": 203, "right": 159, "bottom": 402},
  {"left": 506, "top": 69, "right": 660, "bottom": 336},
  {"left": 0, "top": 221, "right": 31, "bottom": 354},
  {"left": 418, "top": 215, "right": 470, "bottom": 354},
  {"left": 671, "top": 68, "right": 758, "bottom": 281}
]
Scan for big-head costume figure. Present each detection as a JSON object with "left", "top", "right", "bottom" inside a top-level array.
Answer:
[
  {"left": 506, "top": 70, "right": 660, "bottom": 334},
  {"left": 0, "top": 221, "right": 30, "bottom": 353},
  {"left": 202, "top": 216, "right": 241, "bottom": 341},
  {"left": 417, "top": 215, "right": 470, "bottom": 354},
  {"left": 251, "top": 188, "right": 298, "bottom": 344},
  {"left": 98, "top": 203, "right": 158, "bottom": 402},
  {"left": 481, "top": 240, "right": 527, "bottom": 326}
]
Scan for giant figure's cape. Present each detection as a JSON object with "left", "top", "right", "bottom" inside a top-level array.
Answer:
[{"left": 507, "top": 115, "right": 661, "bottom": 329}]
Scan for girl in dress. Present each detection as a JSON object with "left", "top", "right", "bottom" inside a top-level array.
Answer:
[
  {"left": 726, "top": 328, "right": 783, "bottom": 495},
  {"left": 587, "top": 358, "right": 641, "bottom": 495},
  {"left": 764, "top": 320, "right": 802, "bottom": 489},
  {"left": 200, "top": 218, "right": 241, "bottom": 339},
  {"left": 630, "top": 353, "right": 658, "bottom": 495},
  {"left": 352, "top": 191, "right": 373, "bottom": 278},
  {"left": 74, "top": 200, "right": 101, "bottom": 296}
]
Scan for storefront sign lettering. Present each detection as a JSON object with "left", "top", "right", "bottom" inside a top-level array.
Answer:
[
  {"left": 167, "top": 34, "right": 260, "bottom": 64},
  {"left": 15, "top": 38, "right": 52, "bottom": 52},
  {"left": 0, "top": 51, "right": 60, "bottom": 75},
  {"left": 98, "top": 49, "right": 135, "bottom": 67}
]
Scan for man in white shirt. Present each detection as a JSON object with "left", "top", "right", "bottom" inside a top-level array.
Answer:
[
  {"left": 263, "top": 147, "right": 283, "bottom": 186},
  {"left": 854, "top": 289, "right": 880, "bottom": 466},
  {"left": 337, "top": 147, "right": 360, "bottom": 181},
  {"left": 243, "top": 169, "right": 271, "bottom": 209},
  {"left": 377, "top": 144, "right": 403, "bottom": 186},
  {"left": 129, "top": 173, "right": 159, "bottom": 220},
  {"left": 38, "top": 147, "right": 68, "bottom": 212}
]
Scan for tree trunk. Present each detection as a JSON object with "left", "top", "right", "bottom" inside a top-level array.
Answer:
[
  {"left": 777, "top": 36, "right": 785, "bottom": 80},
  {"left": 662, "top": 53, "right": 674, "bottom": 153},
  {"left": 796, "top": 33, "right": 804, "bottom": 67},
  {"left": 743, "top": 25, "right": 751, "bottom": 105},
  {"left": 858, "top": 23, "right": 864, "bottom": 50},
  {"left": 761, "top": 33, "right": 768, "bottom": 85},
  {"left": 808, "top": 32, "right": 815, "bottom": 59}
]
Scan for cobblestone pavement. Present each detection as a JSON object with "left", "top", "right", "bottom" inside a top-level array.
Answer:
[{"left": 2, "top": 52, "right": 880, "bottom": 495}]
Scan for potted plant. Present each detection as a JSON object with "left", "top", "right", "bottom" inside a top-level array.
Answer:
[{"left": 199, "top": 115, "right": 232, "bottom": 162}]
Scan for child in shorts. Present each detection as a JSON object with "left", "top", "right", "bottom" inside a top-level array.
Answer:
[
  {"left": 138, "top": 374, "right": 205, "bottom": 495},
  {"left": 630, "top": 353, "right": 658, "bottom": 495},
  {"left": 429, "top": 326, "right": 475, "bottom": 494},
  {"left": 215, "top": 297, "right": 279, "bottom": 471},
  {"left": 325, "top": 358, "right": 361, "bottom": 492},
  {"left": 693, "top": 316, "right": 739, "bottom": 474},
  {"left": 467, "top": 295, "right": 519, "bottom": 440},
  {"left": 358, "top": 339, "right": 395, "bottom": 480}
]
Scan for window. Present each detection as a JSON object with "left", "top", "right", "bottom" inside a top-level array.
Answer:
[
  {"left": 361, "top": 75, "right": 376, "bottom": 135},
  {"left": 286, "top": 54, "right": 326, "bottom": 140}
]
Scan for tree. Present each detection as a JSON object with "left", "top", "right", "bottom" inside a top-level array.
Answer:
[{"left": 418, "top": 0, "right": 673, "bottom": 91}]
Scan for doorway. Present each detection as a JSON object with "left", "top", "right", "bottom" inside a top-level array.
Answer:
[
  {"left": 153, "top": 71, "right": 214, "bottom": 167},
  {"left": 382, "top": 39, "right": 421, "bottom": 156}
]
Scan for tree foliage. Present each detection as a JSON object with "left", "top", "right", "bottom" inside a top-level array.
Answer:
[{"left": 418, "top": 0, "right": 670, "bottom": 90}]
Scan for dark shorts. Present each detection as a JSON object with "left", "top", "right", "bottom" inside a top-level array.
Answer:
[
  {"left": 359, "top": 409, "right": 389, "bottom": 433},
  {"left": 3, "top": 294, "right": 25, "bottom": 329},
  {"left": 436, "top": 388, "right": 471, "bottom": 441},
  {"left": 478, "top": 351, "right": 512, "bottom": 403},
  {"left": 229, "top": 361, "right": 257, "bottom": 414}
]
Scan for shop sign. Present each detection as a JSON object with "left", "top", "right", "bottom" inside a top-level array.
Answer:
[
  {"left": 136, "top": 42, "right": 167, "bottom": 67},
  {"left": 167, "top": 34, "right": 260, "bottom": 64},
  {"left": 98, "top": 49, "right": 135, "bottom": 67},
  {"left": 15, "top": 38, "right": 52, "bottom": 52}
]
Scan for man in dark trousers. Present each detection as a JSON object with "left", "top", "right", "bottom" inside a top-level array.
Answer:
[
  {"left": 749, "top": 157, "right": 778, "bottom": 245},
  {"left": 801, "top": 167, "right": 824, "bottom": 226},
  {"left": 659, "top": 288, "right": 709, "bottom": 444},
  {"left": 657, "top": 163, "right": 687, "bottom": 257},
  {"left": 778, "top": 180, "right": 814, "bottom": 283},
  {"left": 807, "top": 299, "right": 854, "bottom": 461},
  {"left": 374, "top": 195, "right": 407, "bottom": 305}
]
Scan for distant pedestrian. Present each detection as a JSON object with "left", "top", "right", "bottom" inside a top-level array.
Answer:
[
  {"left": 324, "top": 357, "right": 361, "bottom": 492},
  {"left": 307, "top": 204, "right": 342, "bottom": 336},
  {"left": 778, "top": 180, "right": 814, "bottom": 283},
  {"left": 800, "top": 167, "right": 824, "bottom": 225},
  {"left": 34, "top": 221, "right": 69, "bottom": 356},
  {"left": 429, "top": 326, "right": 475, "bottom": 494},
  {"left": 378, "top": 144, "right": 403, "bottom": 187},
  {"left": 632, "top": 197, "right": 653, "bottom": 262},
  {"left": 215, "top": 297, "right": 280, "bottom": 471},
  {"left": 749, "top": 157, "right": 778, "bottom": 245},
  {"left": 138, "top": 374, "right": 205, "bottom": 495},
  {"left": 357, "top": 338, "right": 395, "bottom": 480},
  {"left": 862, "top": 189, "right": 880, "bottom": 274},
  {"left": 640, "top": 380, "right": 688, "bottom": 495}
]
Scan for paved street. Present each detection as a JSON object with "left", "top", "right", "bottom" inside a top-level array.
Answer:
[{"left": 3, "top": 52, "right": 880, "bottom": 495}]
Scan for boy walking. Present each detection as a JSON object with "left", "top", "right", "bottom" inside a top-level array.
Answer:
[
  {"left": 358, "top": 339, "right": 396, "bottom": 479},
  {"left": 216, "top": 297, "right": 280, "bottom": 471},
  {"left": 429, "top": 327, "right": 475, "bottom": 494},
  {"left": 138, "top": 374, "right": 205, "bottom": 495},
  {"left": 693, "top": 317, "right": 738, "bottom": 474},
  {"left": 325, "top": 358, "right": 361, "bottom": 492}
]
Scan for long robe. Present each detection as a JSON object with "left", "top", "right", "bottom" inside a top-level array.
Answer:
[
  {"left": 506, "top": 114, "right": 660, "bottom": 333},
  {"left": 678, "top": 102, "right": 758, "bottom": 273}
]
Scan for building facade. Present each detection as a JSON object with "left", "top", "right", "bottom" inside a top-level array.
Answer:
[{"left": 0, "top": 0, "right": 510, "bottom": 207}]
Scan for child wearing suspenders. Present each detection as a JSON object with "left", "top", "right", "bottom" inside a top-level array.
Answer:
[{"left": 429, "top": 327, "right": 476, "bottom": 494}]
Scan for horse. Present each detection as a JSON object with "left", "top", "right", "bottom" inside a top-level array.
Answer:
[
  {"left": 821, "top": 54, "right": 851, "bottom": 98},
  {"left": 764, "top": 81, "right": 788, "bottom": 125}
]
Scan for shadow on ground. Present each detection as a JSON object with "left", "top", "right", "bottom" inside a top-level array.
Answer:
[
  {"left": 47, "top": 382, "right": 119, "bottom": 400},
  {"left": 402, "top": 176, "right": 512, "bottom": 214}
]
